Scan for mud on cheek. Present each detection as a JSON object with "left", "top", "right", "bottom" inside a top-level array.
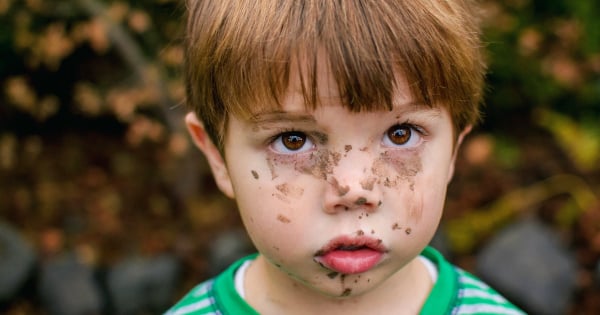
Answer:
[
  {"left": 266, "top": 149, "right": 342, "bottom": 180},
  {"left": 371, "top": 150, "right": 422, "bottom": 189}
]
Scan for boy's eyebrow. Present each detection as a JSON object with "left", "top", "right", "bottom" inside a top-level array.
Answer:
[
  {"left": 248, "top": 112, "right": 317, "bottom": 125},
  {"left": 247, "top": 102, "right": 441, "bottom": 126}
]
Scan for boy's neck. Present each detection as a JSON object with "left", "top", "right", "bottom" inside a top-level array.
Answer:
[{"left": 244, "top": 254, "right": 434, "bottom": 315}]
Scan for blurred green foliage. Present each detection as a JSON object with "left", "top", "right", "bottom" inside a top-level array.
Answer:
[{"left": 483, "top": 0, "right": 599, "bottom": 120}]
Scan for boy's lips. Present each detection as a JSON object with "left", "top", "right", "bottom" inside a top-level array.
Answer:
[{"left": 314, "top": 236, "right": 387, "bottom": 275}]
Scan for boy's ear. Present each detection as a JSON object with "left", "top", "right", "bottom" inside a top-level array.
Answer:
[
  {"left": 447, "top": 125, "right": 472, "bottom": 184},
  {"left": 185, "top": 112, "right": 235, "bottom": 198}
]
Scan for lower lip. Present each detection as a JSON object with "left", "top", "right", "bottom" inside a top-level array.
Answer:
[{"left": 318, "top": 249, "right": 383, "bottom": 274}]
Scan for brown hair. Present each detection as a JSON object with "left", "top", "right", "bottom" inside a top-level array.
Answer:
[{"left": 184, "top": 0, "right": 486, "bottom": 149}]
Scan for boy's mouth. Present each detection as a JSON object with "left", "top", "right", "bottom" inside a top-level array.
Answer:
[{"left": 314, "top": 236, "right": 387, "bottom": 275}]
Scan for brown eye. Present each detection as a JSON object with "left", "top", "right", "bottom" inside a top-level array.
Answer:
[
  {"left": 281, "top": 132, "right": 307, "bottom": 151},
  {"left": 386, "top": 125, "right": 411, "bottom": 145}
]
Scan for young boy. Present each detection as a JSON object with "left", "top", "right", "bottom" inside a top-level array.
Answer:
[{"left": 167, "top": 1, "right": 525, "bottom": 314}]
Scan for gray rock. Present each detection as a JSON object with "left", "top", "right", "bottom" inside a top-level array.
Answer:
[
  {"left": 0, "top": 222, "right": 36, "bottom": 302},
  {"left": 107, "top": 254, "right": 179, "bottom": 315},
  {"left": 476, "top": 218, "right": 577, "bottom": 315},
  {"left": 429, "top": 226, "right": 451, "bottom": 258},
  {"left": 208, "top": 229, "right": 255, "bottom": 276},
  {"left": 38, "top": 253, "right": 103, "bottom": 315}
]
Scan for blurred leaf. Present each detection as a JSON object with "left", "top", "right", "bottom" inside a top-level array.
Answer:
[{"left": 534, "top": 107, "right": 600, "bottom": 171}]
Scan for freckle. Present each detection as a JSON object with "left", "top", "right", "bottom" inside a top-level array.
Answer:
[
  {"left": 251, "top": 170, "right": 259, "bottom": 179},
  {"left": 344, "top": 145, "right": 352, "bottom": 153},
  {"left": 358, "top": 215, "right": 362, "bottom": 219},
  {"left": 354, "top": 279, "right": 358, "bottom": 283},
  {"left": 365, "top": 213, "right": 369, "bottom": 217},
  {"left": 392, "top": 223, "right": 401, "bottom": 230},
  {"left": 355, "top": 197, "right": 367, "bottom": 205},
  {"left": 273, "top": 246, "right": 280, "bottom": 251},
  {"left": 344, "top": 206, "right": 349, "bottom": 211},
  {"left": 356, "top": 230, "right": 364, "bottom": 236},
  {"left": 378, "top": 200, "right": 382, "bottom": 207},
  {"left": 405, "top": 228, "right": 412, "bottom": 235},
  {"left": 277, "top": 214, "right": 291, "bottom": 223},
  {"left": 341, "top": 288, "right": 352, "bottom": 297},
  {"left": 327, "top": 272, "right": 339, "bottom": 279},
  {"left": 359, "top": 147, "right": 368, "bottom": 151},
  {"left": 371, "top": 229, "right": 375, "bottom": 234}
]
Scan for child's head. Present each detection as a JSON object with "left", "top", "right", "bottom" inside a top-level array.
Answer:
[
  {"left": 184, "top": 0, "right": 486, "bottom": 150},
  {"left": 183, "top": 0, "right": 486, "bottom": 305}
]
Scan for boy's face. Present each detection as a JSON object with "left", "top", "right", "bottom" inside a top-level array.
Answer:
[{"left": 187, "top": 65, "right": 468, "bottom": 299}]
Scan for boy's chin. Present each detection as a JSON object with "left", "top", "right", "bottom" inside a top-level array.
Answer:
[{"left": 291, "top": 269, "right": 387, "bottom": 299}]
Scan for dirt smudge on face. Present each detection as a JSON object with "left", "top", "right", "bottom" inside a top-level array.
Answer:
[
  {"left": 405, "top": 227, "right": 412, "bottom": 235},
  {"left": 356, "top": 229, "right": 364, "bottom": 236},
  {"left": 292, "top": 149, "right": 341, "bottom": 180},
  {"left": 251, "top": 170, "right": 259, "bottom": 179},
  {"left": 272, "top": 192, "right": 288, "bottom": 203},
  {"left": 340, "top": 288, "right": 352, "bottom": 297},
  {"left": 371, "top": 150, "right": 422, "bottom": 188},
  {"left": 265, "top": 155, "right": 280, "bottom": 180},
  {"left": 277, "top": 214, "right": 291, "bottom": 223},
  {"left": 338, "top": 274, "right": 351, "bottom": 297},
  {"left": 360, "top": 177, "right": 376, "bottom": 191},
  {"left": 408, "top": 194, "right": 424, "bottom": 223},
  {"left": 327, "top": 271, "right": 339, "bottom": 279},
  {"left": 344, "top": 145, "right": 352, "bottom": 153},
  {"left": 392, "top": 223, "right": 402, "bottom": 231},
  {"left": 329, "top": 177, "right": 350, "bottom": 196},
  {"left": 276, "top": 183, "right": 304, "bottom": 199},
  {"left": 355, "top": 197, "right": 367, "bottom": 205}
]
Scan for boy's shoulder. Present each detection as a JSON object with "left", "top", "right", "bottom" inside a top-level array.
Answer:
[
  {"left": 451, "top": 267, "right": 526, "bottom": 315},
  {"left": 163, "top": 279, "right": 218, "bottom": 315},
  {"left": 421, "top": 246, "right": 526, "bottom": 315},
  {"left": 164, "top": 254, "right": 258, "bottom": 315}
]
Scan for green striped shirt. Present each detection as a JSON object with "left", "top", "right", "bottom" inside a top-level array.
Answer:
[{"left": 165, "top": 247, "right": 525, "bottom": 314}]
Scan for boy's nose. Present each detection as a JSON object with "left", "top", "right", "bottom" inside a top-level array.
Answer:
[{"left": 322, "top": 151, "right": 381, "bottom": 214}]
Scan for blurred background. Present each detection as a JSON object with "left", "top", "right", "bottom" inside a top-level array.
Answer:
[{"left": 0, "top": 0, "right": 598, "bottom": 314}]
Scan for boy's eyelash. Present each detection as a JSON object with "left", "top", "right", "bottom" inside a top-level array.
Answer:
[
  {"left": 266, "top": 128, "right": 323, "bottom": 145},
  {"left": 398, "top": 120, "right": 428, "bottom": 136},
  {"left": 266, "top": 128, "right": 297, "bottom": 145}
]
